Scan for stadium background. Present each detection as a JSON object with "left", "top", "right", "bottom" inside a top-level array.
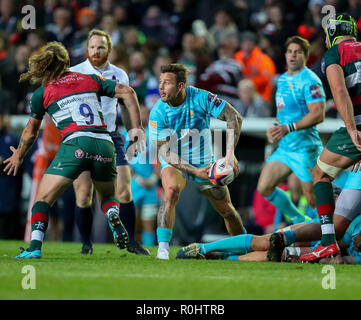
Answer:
[{"left": 0, "top": 0, "right": 360, "bottom": 245}]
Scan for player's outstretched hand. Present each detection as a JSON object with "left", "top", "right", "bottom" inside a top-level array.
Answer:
[
  {"left": 126, "top": 127, "right": 148, "bottom": 161},
  {"left": 132, "top": 126, "right": 147, "bottom": 154},
  {"left": 3, "top": 146, "right": 22, "bottom": 176}
]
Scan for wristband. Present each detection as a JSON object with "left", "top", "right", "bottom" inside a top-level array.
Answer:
[{"left": 287, "top": 122, "right": 297, "bottom": 132}]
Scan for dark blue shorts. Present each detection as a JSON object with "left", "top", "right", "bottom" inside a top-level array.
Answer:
[{"left": 110, "top": 131, "right": 128, "bottom": 166}]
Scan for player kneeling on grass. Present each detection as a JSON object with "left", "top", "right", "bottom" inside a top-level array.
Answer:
[
  {"left": 3, "top": 41, "right": 146, "bottom": 259},
  {"left": 266, "top": 168, "right": 361, "bottom": 264},
  {"left": 281, "top": 214, "right": 361, "bottom": 265},
  {"left": 177, "top": 215, "right": 361, "bottom": 264},
  {"left": 176, "top": 221, "right": 313, "bottom": 261}
]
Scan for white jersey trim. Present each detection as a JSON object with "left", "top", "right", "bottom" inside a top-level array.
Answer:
[{"left": 63, "top": 131, "right": 113, "bottom": 144}]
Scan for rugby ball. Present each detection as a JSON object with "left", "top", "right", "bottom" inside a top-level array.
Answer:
[{"left": 208, "top": 158, "right": 235, "bottom": 186}]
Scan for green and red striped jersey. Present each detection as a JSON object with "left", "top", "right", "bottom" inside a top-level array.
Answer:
[
  {"left": 323, "top": 40, "right": 361, "bottom": 119},
  {"left": 30, "top": 72, "right": 116, "bottom": 140}
]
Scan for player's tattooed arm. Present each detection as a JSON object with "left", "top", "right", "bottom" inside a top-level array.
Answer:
[
  {"left": 217, "top": 102, "right": 242, "bottom": 150},
  {"left": 114, "top": 83, "right": 143, "bottom": 129},
  {"left": 119, "top": 102, "right": 132, "bottom": 132},
  {"left": 156, "top": 138, "right": 196, "bottom": 174},
  {"left": 115, "top": 83, "right": 147, "bottom": 153},
  {"left": 3, "top": 117, "right": 42, "bottom": 176},
  {"left": 16, "top": 117, "right": 42, "bottom": 159}
]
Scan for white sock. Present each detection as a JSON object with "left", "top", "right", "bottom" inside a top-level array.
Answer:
[{"left": 158, "top": 241, "right": 169, "bottom": 251}]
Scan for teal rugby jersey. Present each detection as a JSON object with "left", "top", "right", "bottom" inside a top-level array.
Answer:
[
  {"left": 149, "top": 86, "right": 226, "bottom": 167},
  {"left": 341, "top": 214, "right": 361, "bottom": 258},
  {"left": 275, "top": 67, "right": 325, "bottom": 151}
]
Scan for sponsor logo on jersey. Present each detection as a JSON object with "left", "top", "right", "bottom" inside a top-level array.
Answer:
[
  {"left": 150, "top": 120, "right": 158, "bottom": 128},
  {"left": 53, "top": 73, "right": 85, "bottom": 85},
  {"left": 207, "top": 93, "right": 222, "bottom": 107},
  {"left": 310, "top": 84, "right": 323, "bottom": 99},
  {"left": 74, "top": 148, "right": 85, "bottom": 159},
  {"left": 276, "top": 96, "right": 284, "bottom": 110},
  {"left": 85, "top": 152, "right": 113, "bottom": 163}
]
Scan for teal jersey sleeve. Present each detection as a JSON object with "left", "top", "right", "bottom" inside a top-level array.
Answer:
[
  {"left": 89, "top": 74, "right": 117, "bottom": 98},
  {"left": 198, "top": 88, "right": 226, "bottom": 118},
  {"left": 303, "top": 78, "right": 326, "bottom": 104},
  {"left": 30, "top": 86, "right": 45, "bottom": 120}
]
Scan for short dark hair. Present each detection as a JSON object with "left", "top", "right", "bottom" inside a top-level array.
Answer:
[
  {"left": 285, "top": 35, "right": 310, "bottom": 59},
  {"left": 160, "top": 64, "right": 189, "bottom": 84}
]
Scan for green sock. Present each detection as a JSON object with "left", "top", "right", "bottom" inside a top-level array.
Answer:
[
  {"left": 314, "top": 182, "right": 336, "bottom": 246},
  {"left": 29, "top": 201, "right": 50, "bottom": 251}
]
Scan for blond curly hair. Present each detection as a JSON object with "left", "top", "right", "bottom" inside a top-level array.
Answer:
[{"left": 19, "top": 41, "right": 69, "bottom": 86}]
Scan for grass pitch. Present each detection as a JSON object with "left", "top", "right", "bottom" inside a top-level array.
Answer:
[{"left": 1, "top": 240, "right": 360, "bottom": 300}]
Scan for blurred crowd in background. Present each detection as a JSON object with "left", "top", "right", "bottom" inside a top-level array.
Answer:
[{"left": 0, "top": 0, "right": 360, "bottom": 245}]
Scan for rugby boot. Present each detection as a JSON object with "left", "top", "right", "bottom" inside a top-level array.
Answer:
[
  {"left": 300, "top": 242, "right": 340, "bottom": 263},
  {"left": 15, "top": 247, "right": 41, "bottom": 259},
  {"left": 176, "top": 243, "right": 205, "bottom": 259}
]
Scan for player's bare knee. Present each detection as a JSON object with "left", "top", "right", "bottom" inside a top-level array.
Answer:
[
  {"left": 164, "top": 186, "right": 180, "bottom": 205},
  {"left": 116, "top": 187, "right": 132, "bottom": 203},
  {"left": 218, "top": 203, "right": 236, "bottom": 219},
  {"left": 75, "top": 192, "right": 93, "bottom": 208},
  {"left": 312, "top": 164, "right": 334, "bottom": 183},
  {"left": 257, "top": 183, "right": 274, "bottom": 198},
  {"left": 76, "top": 197, "right": 92, "bottom": 208},
  {"left": 312, "top": 166, "right": 322, "bottom": 181}
]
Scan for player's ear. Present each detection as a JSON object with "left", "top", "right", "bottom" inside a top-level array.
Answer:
[{"left": 178, "top": 82, "right": 185, "bottom": 91}]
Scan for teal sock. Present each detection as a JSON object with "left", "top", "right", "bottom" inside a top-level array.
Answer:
[
  {"left": 283, "top": 230, "right": 296, "bottom": 246},
  {"left": 198, "top": 234, "right": 253, "bottom": 256},
  {"left": 266, "top": 187, "right": 305, "bottom": 224},
  {"left": 156, "top": 227, "right": 172, "bottom": 243},
  {"left": 226, "top": 255, "right": 240, "bottom": 261},
  {"left": 142, "top": 231, "right": 156, "bottom": 246}
]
